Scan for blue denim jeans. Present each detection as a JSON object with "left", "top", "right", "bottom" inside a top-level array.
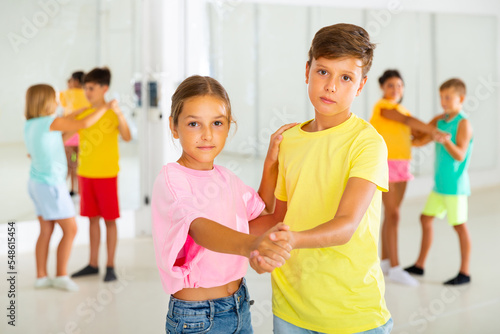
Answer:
[
  {"left": 166, "top": 279, "right": 253, "bottom": 333},
  {"left": 273, "top": 315, "right": 393, "bottom": 334}
]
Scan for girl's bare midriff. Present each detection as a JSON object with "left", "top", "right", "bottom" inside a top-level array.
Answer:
[{"left": 173, "top": 278, "right": 242, "bottom": 301}]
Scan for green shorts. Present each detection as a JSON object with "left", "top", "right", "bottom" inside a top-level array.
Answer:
[{"left": 422, "top": 191, "right": 468, "bottom": 226}]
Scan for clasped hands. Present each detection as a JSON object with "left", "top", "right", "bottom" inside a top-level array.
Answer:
[
  {"left": 432, "top": 129, "right": 451, "bottom": 143},
  {"left": 248, "top": 223, "right": 294, "bottom": 274}
]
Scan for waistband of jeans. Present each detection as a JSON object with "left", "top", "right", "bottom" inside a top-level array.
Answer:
[{"left": 168, "top": 278, "right": 248, "bottom": 316}]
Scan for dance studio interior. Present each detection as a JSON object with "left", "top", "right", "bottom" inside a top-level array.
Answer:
[{"left": 0, "top": 0, "right": 499, "bottom": 333}]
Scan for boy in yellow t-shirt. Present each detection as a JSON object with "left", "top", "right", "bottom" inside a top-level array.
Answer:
[
  {"left": 260, "top": 24, "right": 392, "bottom": 333},
  {"left": 70, "top": 67, "right": 131, "bottom": 282}
]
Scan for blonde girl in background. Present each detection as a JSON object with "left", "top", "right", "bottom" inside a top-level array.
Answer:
[{"left": 24, "top": 84, "right": 112, "bottom": 291}]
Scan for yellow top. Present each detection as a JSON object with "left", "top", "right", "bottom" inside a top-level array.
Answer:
[
  {"left": 273, "top": 114, "right": 390, "bottom": 333},
  {"left": 76, "top": 108, "right": 120, "bottom": 178},
  {"left": 59, "top": 88, "right": 90, "bottom": 115},
  {"left": 370, "top": 98, "right": 412, "bottom": 160}
]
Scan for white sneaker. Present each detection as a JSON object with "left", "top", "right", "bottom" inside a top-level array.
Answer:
[
  {"left": 52, "top": 276, "right": 79, "bottom": 292},
  {"left": 34, "top": 277, "right": 52, "bottom": 289},
  {"left": 380, "top": 259, "right": 390, "bottom": 275},
  {"left": 388, "top": 266, "right": 419, "bottom": 286}
]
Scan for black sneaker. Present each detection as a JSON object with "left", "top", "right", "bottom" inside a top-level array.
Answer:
[
  {"left": 444, "top": 272, "right": 470, "bottom": 285},
  {"left": 404, "top": 265, "right": 424, "bottom": 276},
  {"left": 71, "top": 265, "right": 99, "bottom": 278},
  {"left": 104, "top": 267, "right": 117, "bottom": 282}
]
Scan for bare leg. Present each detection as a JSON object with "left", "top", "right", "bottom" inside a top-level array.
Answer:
[
  {"left": 89, "top": 216, "right": 101, "bottom": 267},
  {"left": 104, "top": 220, "right": 117, "bottom": 267},
  {"left": 70, "top": 168, "right": 77, "bottom": 193},
  {"left": 55, "top": 217, "right": 78, "bottom": 276},
  {"left": 415, "top": 214, "right": 435, "bottom": 268},
  {"left": 453, "top": 223, "right": 471, "bottom": 275},
  {"left": 381, "top": 182, "right": 408, "bottom": 267},
  {"left": 36, "top": 217, "right": 55, "bottom": 278}
]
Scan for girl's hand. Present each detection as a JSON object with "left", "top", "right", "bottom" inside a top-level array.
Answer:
[
  {"left": 107, "top": 99, "right": 119, "bottom": 112},
  {"left": 248, "top": 223, "right": 292, "bottom": 273},
  {"left": 264, "top": 123, "right": 298, "bottom": 167},
  {"left": 254, "top": 223, "right": 296, "bottom": 270}
]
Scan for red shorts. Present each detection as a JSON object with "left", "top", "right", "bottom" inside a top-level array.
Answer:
[{"left": 78, "top": 176, "right": 120, "bottom": 220}]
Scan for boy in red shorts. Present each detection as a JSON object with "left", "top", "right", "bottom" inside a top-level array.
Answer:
[{"left": 71, "top": 67, "right": 131, "bottom": 281}]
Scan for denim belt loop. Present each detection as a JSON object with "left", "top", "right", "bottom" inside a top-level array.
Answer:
[
  {"left": 241, "top": 278, "right": 249, "bottom": 299},
  {"left": 167, "top": 297, "right": 175, "bottom": 317},
  {"left": 208, "top": 299, "right": 215, "bottom": 321}
]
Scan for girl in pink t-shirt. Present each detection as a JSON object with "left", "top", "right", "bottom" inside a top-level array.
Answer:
[{"left": 151, "top": 75, "right": 294, "bottom": 333}]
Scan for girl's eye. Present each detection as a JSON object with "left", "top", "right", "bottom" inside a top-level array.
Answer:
[
  {"left": 214, "top": 121, "right": 223, "bottom": 126},
  {"left": 188, "top": 122, "right": 198, "bottom": 127},
  {"left": 342, "top": 75, "right": 351, "bottom": 82}
]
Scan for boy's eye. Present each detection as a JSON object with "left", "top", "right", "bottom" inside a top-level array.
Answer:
[
  {"left": 342, "top": 75, "right": 351, "bottom": 82},
  {"left": 318, "top": 70, "right": 328, "bottom": 76}
]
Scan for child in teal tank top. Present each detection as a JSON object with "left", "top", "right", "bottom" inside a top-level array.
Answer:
[{"left": 405, "top": 78, "right": 473, "bottom": 285}]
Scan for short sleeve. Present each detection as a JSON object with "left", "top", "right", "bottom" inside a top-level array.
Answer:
[
  {"left": 151, "top": 169, "right": 210, "bottom": 293},
  {"left": 241, "top": 184, "right": 265, "bottom": 220},
  {"left": 349, "top": 128, "right": 389, "bottom": 192},
  {"left": 274, "top": 149, "right": 288, "bottom": 202},
  {"left": 45, "top": 117, "right": 58, "bottom": 132}
]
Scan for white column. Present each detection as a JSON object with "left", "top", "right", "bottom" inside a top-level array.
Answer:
[{"left": 135, "top": 0, "right": 185, "bottom": 236}]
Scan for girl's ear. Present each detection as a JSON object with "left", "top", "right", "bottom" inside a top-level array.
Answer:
[{"left": 169, "top": 117, "right": 179, "bottom": 139}]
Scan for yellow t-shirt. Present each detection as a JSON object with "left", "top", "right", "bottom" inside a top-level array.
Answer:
[
  {"left": 76, "top": 108, "right": 120, "bottom": 178},
  {"left": 273, "top": 114, "right": 390, "bottom": 333},
  {"left": 369, "top": 98, "right": 412, "bottom": 160},
  {"left": 59, "top": 88, "right": 90, "bottom": 115}
]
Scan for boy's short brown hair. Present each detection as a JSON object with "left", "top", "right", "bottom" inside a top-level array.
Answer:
[
  {"left": 84, "top": 67, "right": 111, "bottom": 86},
  {"left": 307, "top": 23, "right": 376, "bottom": 77},
  {"left": 440, "top": 78, "right": 466, "bottom": 97}
]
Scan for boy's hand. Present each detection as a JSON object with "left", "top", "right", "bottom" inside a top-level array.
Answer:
[
  {"left": 257, "top": 223, "right": 296, "bottom": 268},
  {"left": 432, "top": 130, "right": 451, "bottom": 143},
  {"left": 248, "top": 223, "right": 292, "bottom": 273},
  {"left": 264, "top": 123, "right": 298, "bottom": 167}
]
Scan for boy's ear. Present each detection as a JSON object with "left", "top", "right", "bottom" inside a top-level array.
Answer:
[
  {"left": 305, "top": 62, "right": 310, "bottom": 84},
  {"left": 169, "top": 117, "right": 179, "bottom": 139},
  {"left": 459, "top": 95, "right": 465, "bottom": 104},
  {"left": 356, "top": 76, "right": 368, "bottom": 97}
]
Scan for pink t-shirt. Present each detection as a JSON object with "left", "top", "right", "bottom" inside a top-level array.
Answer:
[{"left": 151, "top": 163, "right": 265, "bottom": 295}]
